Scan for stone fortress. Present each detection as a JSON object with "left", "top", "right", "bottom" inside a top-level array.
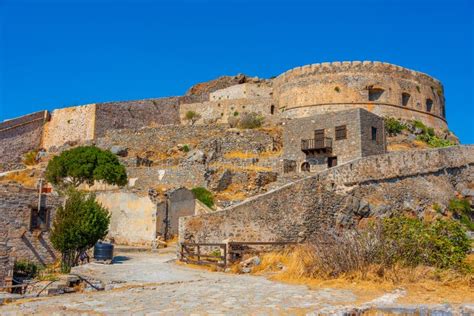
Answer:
[{"left": 1, "top": 61, "right": 472, "bottom": 287}]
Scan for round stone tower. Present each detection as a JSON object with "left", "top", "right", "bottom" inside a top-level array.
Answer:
[{"left": 273, "top": 61, "right": 447, "bottom": 131}]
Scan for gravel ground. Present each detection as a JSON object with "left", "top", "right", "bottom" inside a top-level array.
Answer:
[{"left": 1, "top": 250, "right": 472, "bottom": 315}]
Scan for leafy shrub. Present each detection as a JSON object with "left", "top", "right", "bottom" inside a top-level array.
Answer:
[
  {"left": 185, "top": 111, "right": 201, "bottom": 125},
  {"left": 51, "top": 188, "right": 110, "bottom": 272},
  {"left": 449, "top": 197, "right": 474, "bottom": 231},
  {"left": 14, "top": 260, "right": 41, "bottom": 278},
  {"left": 238, "top": 112, "right": 264, "bottom": 129},
  {"left": 412, "top": 120, "right": 454, "bottom": 148},
  {"left": 22, "top": 151, "right": 38, "bottom": 166},
  {"left": 191, "top": 187, "right": 214, "bottom": 208},
  {"left": 45, "top": 146, "right": 127, "bottom": 189},
  {"left": 384, "top": 117, "right": 406, "bottom": 135},
  {"left": 302, "top": 216, "right": 470, "bottom": 278},
  {"left": 233, "top": 111, "right": 239, "bottom": 117},
  {"left": 181, "top": 144, "right": 190, "bottom": 153}
]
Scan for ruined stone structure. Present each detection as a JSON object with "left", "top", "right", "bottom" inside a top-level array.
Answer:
[
  {"left": 0, "top": 183, "right": 63, "bottom": 267},
  {"left": 180, "top": 146, "right": 474, "bottom": 244},
  {"left": 95, "top": 188, "right": 196, "bottom": 247},
  {"left": 0, "top": 61, "right": 446, "bottom": 173},
  {"left": 283, "top": 108, "right": 386, "bottom": 173}
]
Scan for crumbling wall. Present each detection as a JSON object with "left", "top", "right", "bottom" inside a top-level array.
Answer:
[
  {"left": 0, "top": 111, "right": 49, "bottom": 172},
  {"left": 42, "top": 104, "right": 96, "bottom": 150},
  {"left": 0, "top": 183, "right": 62, "bottom": 266},
  {"left": 179, "top": 146, "right": 474, "bottom": 243},
  {"left": 95, "top": 191, "right": 158, "bottom": 247}
]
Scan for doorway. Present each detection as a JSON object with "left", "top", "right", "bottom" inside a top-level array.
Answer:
[{"left": 327, "top": 156, "right": 337, "bottom": 168}]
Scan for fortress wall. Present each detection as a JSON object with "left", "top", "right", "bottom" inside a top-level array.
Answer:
[
  {"left": 179, "top": 98, "right": 274, "bottom": 125},
  {"left": 179, "top": 145, "right": 474, "bottom": 243},
  {"left": 42, "top": 104, "right": 96, "bottom": 150},
  {"left": 273, "top": 61, "right": 447, "bottom": 130},
  {"left": 209, "top": 83, "right": 272, "bottom": 101},
  {"left": 94, "top": 97, "right": 181, "bottom": 138},
  {"left": 0, "top": 111, "right": 49, "bottom": 172}
]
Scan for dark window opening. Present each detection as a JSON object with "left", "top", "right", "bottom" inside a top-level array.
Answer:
[
  {"left": 270, "top": 105, "right": 275, "bottom": 115},
  {"left": 402, "top": 93, "right": 411, "bottom": 106},
  {"left": 441, "top": 104, "right": 446, "bottom": 118},
  {"left": 371, "top": 127, "right": 378, "bottom": 141},
  {"left": 426, "top": 99, "right": 433, "bottom": 112},
  {"left": 368, "top": 87, "right": 384, "bottom": 101},
  {"left": 335, "top": 125, "right": 347, "bottom": 140},
  {"left": 301, "top": 162, "right": 310, "bottom": 172},
  {"left": 328, "top": 157, "right": 338, "bottom": 168},
  {"left": 30, "top": 207, "right": 49, "bottom": 232}
]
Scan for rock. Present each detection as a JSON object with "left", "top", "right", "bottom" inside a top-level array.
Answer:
[
  {"left": 110, "top": 146, "right": 128, "bottom": 157},
  {"left": 462, "top": 188, "right": 474, "bottom": 198},
  {"left": 186, "top": 149, "right": 206, "bottom": 164},
  {"left": 215, "top": 169, "right": 233, "bottom": 191},
  {"left": 241, "top": 267, "right": 251, "bottom": 273},
  {"left": 240, "top": 256, "right": 261, "bottom": 268}
]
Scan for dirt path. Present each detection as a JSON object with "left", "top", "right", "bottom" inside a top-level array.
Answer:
[{"left": 0, "top": 251, "right": 471, "bottom": 315}]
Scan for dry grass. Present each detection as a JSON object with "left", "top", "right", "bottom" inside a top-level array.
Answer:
[
  {"left": 215, "top": 183, "right": 248, "bottom": 202},
  {"left": 250, "top": 246, "right": 474, "bottom": 304},
  {"left": 209, "top": 162, "right": 272, "bottom": 172},
  {"left": 0, "top": 169, "right": 38, "bottom": 188},
  {"left": 387, "top": 140, "right": 430, "bottom": 152},
  {"left": 223, "top": 150, "right": 281, "bottom": 160}
]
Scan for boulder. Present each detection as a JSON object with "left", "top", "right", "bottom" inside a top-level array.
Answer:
[{"left": 186, "top": 149, "right": 206, "bottom": 164}]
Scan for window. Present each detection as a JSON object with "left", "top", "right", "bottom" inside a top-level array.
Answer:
[
  {"left": 402, "top": 93, "right": 410, "bottom": 106},
  {"left": 30, "top": 207, "right": 49, "bottom": 231},
  {"left": 368, "top": 87, "right": 384, "bottom": 101},
  {"left": 270, "top": 105, "right": 275, "bottom": 115},
  {"left": 314, "top": 129, "right": 325, "bottom": 141},
  {"left": 426, "top": 99, "right": 433, "bottom": 112},
  {"left": 371, "top": 127, "right": 377, "bottom": 141},
  {"left": 335, "top": 125, "right": 347, "bottom": 140}
]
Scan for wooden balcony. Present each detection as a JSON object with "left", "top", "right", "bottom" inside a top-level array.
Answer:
[{"left": 301, "top": 137, "right": 333, "bottom": 154}]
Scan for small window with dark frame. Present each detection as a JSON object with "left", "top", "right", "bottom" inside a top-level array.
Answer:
[
  {"left": 368, "top": 87, "right": 384, "bottom": 101},
  {"left": 371, "top": 127, "right": 378, "bottom": 141},
  {"left": 401, "top": 93, "right": 410, "bottom": 106},
  {"left": 335, "top": 125, "right": 347, "bottom": 140},
  {"left": 426, "top": 99, "right": 433, "bottom": 112}
]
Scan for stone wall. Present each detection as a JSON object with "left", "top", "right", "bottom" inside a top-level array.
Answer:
[
  {"left": 273, "top": 61, "right": 447, "bottom": 131},
  {"left": 0, "top": 183, "right": 63, "bottom": 267},
  {"left": 179, "top": 145, "right": 474, "bottom": 244},
  {"left": 156, "top": 188, "right": 196, "bottom": 238},
  {"left": 0, "top": 111, "right": 49, "bottom": 172},
  {"left": 94, "top": 97, "right": 180, "bottom": 138},
  {"left": 95, "top": 191, "right": 158, "bottom": 246},
  {"left": 42, "top": 104, "right": 96, "bottom": 150},
  {"left": 209, "top": 83, "right": 272, "bottom": 101}
]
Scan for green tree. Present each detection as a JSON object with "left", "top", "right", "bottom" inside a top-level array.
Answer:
[
  {"left": 185, "top": 110, "right": 201, "bottom": 125},
  {"left": 45, "top": 146, "right": 128, "bottom": 188},
  {"left": 50, "top": 189, "right": 110, "bottom": 272}
]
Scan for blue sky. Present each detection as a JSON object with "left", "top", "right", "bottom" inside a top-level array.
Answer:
[{"left": 1, "top": 0, "right": 473, "bottom": 143}]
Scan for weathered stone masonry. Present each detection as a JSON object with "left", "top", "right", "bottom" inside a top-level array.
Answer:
[{"left": 179, "top": 145, "right": 474, "bottom": 243}]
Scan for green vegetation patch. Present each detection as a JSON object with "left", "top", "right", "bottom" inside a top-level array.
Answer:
[{"left": 192, "top": 187, "right": 215, "bottom": 208}]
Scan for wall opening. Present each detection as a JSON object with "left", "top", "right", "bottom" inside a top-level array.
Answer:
[
  {"left": 328, "top": 156, "right": 338, "bottom": 168},
  {"left": 371, "top": 127, "right": 378, "bottom": 141},
  {"left": 270, "top": 105, "right": 275, "bottom": 115},
  {"left": 426, "top": 99, "right": 433, "bottom": 112},
  {"left": 368, "top": 87, "right": 384, "bottom": 101},
  {"left": 301, "top": 162, "right": 310, "bottom": 172},
  {"left": 402, "top": 93, "right": 411, "bottom": 106},
  {"left": 30, "top": 207, "right": 49, "bottom": 232}
]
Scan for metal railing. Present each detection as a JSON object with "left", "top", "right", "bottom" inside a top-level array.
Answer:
[{"left": 301, "top": 137, "right": 333, "bottom": 151}]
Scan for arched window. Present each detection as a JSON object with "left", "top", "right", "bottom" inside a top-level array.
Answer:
[
  {"left": 301, "top": 162, "right": 310, "bottom": 172},
  {"left": 368, "top": 87, "right": 384, "bottom": 101},
  {"left": 401, "top": 93, "right": 411, "bottom": 106}
]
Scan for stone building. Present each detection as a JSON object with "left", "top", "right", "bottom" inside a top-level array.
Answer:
[
  {"left": 283, "top": 108, "right": 386, "bottom": 173},
  {"left": 0, "top": 183, "right": 63, "bottom": 286}
]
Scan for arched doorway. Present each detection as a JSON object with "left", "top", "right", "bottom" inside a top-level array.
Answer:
[{"left": 301, "top": 162, "right": 310, "bottom": 172}]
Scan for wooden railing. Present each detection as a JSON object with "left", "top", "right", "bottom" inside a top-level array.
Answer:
[
  {"left": 179, "top": 241, "right": 297, "bottom": 267},
  {"left": 301, "top": 137, "right": 332, "bottom": 151}
]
